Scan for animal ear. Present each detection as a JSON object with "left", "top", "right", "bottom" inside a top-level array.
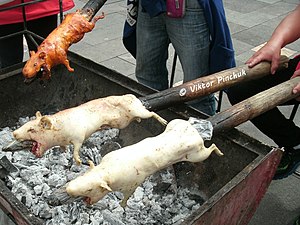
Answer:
[
  {"left": 39, "top": 51, "right": 46, "bottom": 59},
  {"left": 35, "top": 111, "right": 42, "bottom": 118},
  {"left": 99, "top": 181, "right": 112, "bottom": 192},
  {"left": 30, "top": 51, "right": 35, "bottom": 56},
  {"left": 39, "top": 116, "right": 53, "bottom": 130}
]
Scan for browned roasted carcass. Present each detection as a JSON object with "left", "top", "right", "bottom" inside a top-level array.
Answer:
[{"left": 22, "top": 10, "right": 105, "bottom": 80}]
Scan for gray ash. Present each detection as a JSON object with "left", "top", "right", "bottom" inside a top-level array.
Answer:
[{"left": 0, "top": 117, "right": 203, "bottom": 225}]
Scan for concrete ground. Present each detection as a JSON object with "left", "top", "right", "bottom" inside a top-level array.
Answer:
[{"left": 3, "top": 0, "right": 300, "bottom": 224}]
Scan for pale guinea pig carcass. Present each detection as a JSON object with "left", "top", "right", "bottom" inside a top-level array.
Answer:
[
  {"left": 65, "top": 119, "right": 223, "bottom": 206},
  {"left": 12, "top": 94, "right": 167, "bottom": 165}
]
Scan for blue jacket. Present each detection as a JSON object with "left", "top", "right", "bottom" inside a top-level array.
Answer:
[{"left": 123, "top": 0, "right": 236, "bottom": 74}]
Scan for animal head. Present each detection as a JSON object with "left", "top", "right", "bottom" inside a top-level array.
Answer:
[
  {"left": 66, "top": 166, "right": 112, "bottom": 205},
  {"left": 13, "top": 111, "right": 54, "bottom": 157},
  {"left": 22, "top": 51, "right": 50, "bottom": 79}
]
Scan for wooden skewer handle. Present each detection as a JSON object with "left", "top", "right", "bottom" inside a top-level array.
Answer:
[
  {"left": 208, "top": 76, "right": 300, "bottom": 134},
  {"left": 140, "top": 55, "right": 290, "bottom": 111}
]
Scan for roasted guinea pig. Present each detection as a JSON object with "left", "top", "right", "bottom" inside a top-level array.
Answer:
[
  {"left": 22, "top": 10, "right": 105, "bottom": 80},
  {"left": 6, "top": 94, "right": 167, "bottom": 165}
]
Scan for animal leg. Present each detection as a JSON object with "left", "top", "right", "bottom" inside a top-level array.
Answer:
[
  {"left": 72, "top": 142, "right": 83, "bottom": 165},
  {"left": 64, "top": 59, "right": 74, "bottom": 72},
  {"left": 151, "top": 112, "right": 168, "bottom": 126},
  {"left": 94, "top": 12, "right": 105, "bottom": 23},
  {"left": 120, "top": 189, "right": 135, "bottom": 208},
  {"left": 209, "top": 144, "right": 224, "bottom": 156}
]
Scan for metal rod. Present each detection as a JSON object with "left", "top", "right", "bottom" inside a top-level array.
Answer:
[
  {"left": 169, "top": 52, "right": 177, "bottom": 88},
  {"left": 59, "top": 0, "right": 63, "bottom": 23},
  {"left": 289, "top": 103, "right": 299, "bottom": 120},
  {"left": 81, "top": 0, "right": 107, "bottom": 21}
]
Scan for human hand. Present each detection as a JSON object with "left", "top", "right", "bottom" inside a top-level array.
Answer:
[
  {"left": 246, "top": 43, "right": 282, "bottom": 74},
  {"left": 291, "top": 68, "right": 300, "bottom": 101}
]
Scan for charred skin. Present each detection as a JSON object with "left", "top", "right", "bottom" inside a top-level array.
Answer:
[{"left": 22, "top": 10, "right": 105, "bottom": 80}]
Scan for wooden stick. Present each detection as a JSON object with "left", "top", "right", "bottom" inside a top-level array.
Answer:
[
  {"left": 140, "top": 56, "right": 289, "bottom": 111},
  {"left": 208, "top": 76, "right": 300, "bottom": 134}
]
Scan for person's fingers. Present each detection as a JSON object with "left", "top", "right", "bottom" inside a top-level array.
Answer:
[
  {"left": 291, "top": 68, "right": 300, "bottom": 79},
  {"left": 269, "top": 54, "right": 281, "bottom": 75},
  {"left": 246, "top": 52, "right": 264, "bottom": 68},
  {"left": 293, "top": 83, "right": 300, "bottom": 101}
]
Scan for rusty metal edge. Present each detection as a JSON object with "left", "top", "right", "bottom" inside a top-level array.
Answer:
[
  {"left": 182, "top": 147, "right": 282, "bottom": 225},
  {"left": 0, "top": 179, "right": 44, "bottom": 225}
]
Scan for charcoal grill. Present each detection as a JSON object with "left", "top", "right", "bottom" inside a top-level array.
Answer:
[{"left": 0, "top": 52, "right": 281, "bottom": 225}]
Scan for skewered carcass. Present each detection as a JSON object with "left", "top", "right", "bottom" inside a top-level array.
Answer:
[
  {"left": 63, "top": 119, "right": 223, "bottom": 206},
  {"left": 4, "top": 94, "right": 167, "bottom": 165},
  {"left": 22, "top": 10, "right": 105, "bottom": 80}
]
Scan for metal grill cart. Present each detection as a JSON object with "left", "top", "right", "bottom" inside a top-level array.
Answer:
[{"left": 0, "top": 52, "right": 281, "bottom": 225}]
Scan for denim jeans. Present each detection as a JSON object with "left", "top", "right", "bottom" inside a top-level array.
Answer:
[{"left": 136, "top": 0, "right": 216, "bottom": 115}]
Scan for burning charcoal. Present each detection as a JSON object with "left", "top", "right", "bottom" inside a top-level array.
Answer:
[
  {"left": 80, "top": 146, "right": 101, "bottom": 166},
  {"left": 192, "top": 203, "right": 201, "bottom": 211},
  {"left": 92, "top": 199, "right": 109, "bottom": 211},
  {"left": 150, "top": 201, "right": 163, "bottom": 214},
  {"left": 107, "top": 197, "right": 121, "bottom": 211},
  {"left": 57, "top": 155, "right": 70, "bottom": 167},
  {"left": 28, "top": 174, "right": 44, "bottom": 186},
  {"left": 102, "top": 209, "right": 125, "bottom": 225},
  {"left": 50, "top": 206, "right": 70, "bottom": 224},
  {"left": 78, "top": 212, "right": 90, "bottom": 224},
  {"left": 34, "top": 184, "right": 43, "bottom": 195},
  {"left": 113, "top": 191, "right": 124, "bottom": 201},
  {"left": 47, "top": 173, "right": 66, "bottom": 187},
  {"left": 111, "top": 206, "right": 125, "bottom": 218},
  {"left": 31, "top": 201, "right": 42, "bottom": 216},
  {"left": 100, "top": 141, "right": 122, "bottom": 156},
  {"left": 92, "top": 211, "right": 104, "bottom": 223},
  {"left": 41, "top": 183, "right": 51, "bottom": 194},
  {"left": 38, "top": 202, "right": 52, "bottom": 219},
  {"left": 133, "top": 186, "right": 144, "bottom": 202},
  {"left": 66, "top": 170, "right": 82, "bottom": 182},
  {"left": 172, "top": 213, "right": 188, "bottom": 224},
  {"left": 182, "top": 197, "right": 197, "bottom": 209},
  {"left": 18, "top": 116, "right": 30, "bottom": 126},
  {"left": 161, "top": 194, "right": 175, "bottom": 207},
  {"left": 23, "top": 193, "right": 35, "bottom": 208},
  {"left": 45, "top": 149, "right": 71, "bottom": 167},
  {"left": 0, "top": 127, "right": 14, "bottom": 147},
  {"left": 124, "top": 217, "right": 138, "bottom": 225},
  {"left": 86, "top": 129, "right": 120, "bottom": 150},
  {"left": 90, "top": 214, "right": 103, "bottom": 225},
  {"left": 19, "top": 168, "right": 35, "bottom": 182},
  {"left": 142, "top": 179, "right": 154, "bottom": 192},
  {"left": 12, "top": 182, "right": 32, "bottom": 199},
  {"left": 69, "top": 202, "right": 81, "bottom": 223}
]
